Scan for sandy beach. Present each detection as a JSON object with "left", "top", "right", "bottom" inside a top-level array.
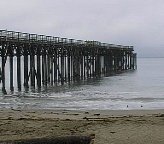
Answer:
[{"left": 0, "top": 108, "right": 164, "bottom": 144}]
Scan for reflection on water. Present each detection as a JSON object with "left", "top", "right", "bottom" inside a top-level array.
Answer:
[{"left": 0, "top": 58, "right": 164, "bottom": 110}]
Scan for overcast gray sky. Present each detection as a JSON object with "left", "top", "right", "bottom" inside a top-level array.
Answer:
[{"left": 1, "top": 0, "right": 164, "bottom": 57}]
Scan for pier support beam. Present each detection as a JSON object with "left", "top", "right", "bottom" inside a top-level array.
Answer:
[
  {"left": 37, "top": 48, "right": 41, "bottom": 89},
  {"left": 1, "top": 43, "right": 7, "bottom": 94},
  {"left": 9, "top": 45, "right": 14, "bottom": 92}
]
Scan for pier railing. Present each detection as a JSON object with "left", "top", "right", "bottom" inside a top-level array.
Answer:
[
  {"left": 0, "top": 30, "right": 137, "bottom": 94},
  {"left": 0, "top": 30, "right": 133, "bottom": 49}
]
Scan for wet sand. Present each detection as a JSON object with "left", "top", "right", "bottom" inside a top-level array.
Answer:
[{"left": 0, "top": 108, "right": 164, "bottom": 144}]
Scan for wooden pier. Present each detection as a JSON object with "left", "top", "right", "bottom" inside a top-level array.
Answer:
[{"left": 0, "top": 30, "right": 137, "bottom": 94}]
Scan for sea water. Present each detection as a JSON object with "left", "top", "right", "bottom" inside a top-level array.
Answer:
[{"left": 0, "top": 58, "right": 164, "bottom": 110}]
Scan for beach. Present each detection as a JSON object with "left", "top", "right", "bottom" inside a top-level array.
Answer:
[{"left": 0, "top": 108, "right": 164, "bottom": 144}]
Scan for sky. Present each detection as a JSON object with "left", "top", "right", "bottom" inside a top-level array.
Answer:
[{"left": 0, "top": 0, "right": 164, "bottom": 57}]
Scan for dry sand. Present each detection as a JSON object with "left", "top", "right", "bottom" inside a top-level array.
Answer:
[{"left": 0, "top": 108, "right": 164, "bottom": 144}]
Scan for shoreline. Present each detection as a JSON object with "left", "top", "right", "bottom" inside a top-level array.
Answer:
[
  {"left": 0, "top": 108, "right": 164, "bottom": 144},
  {"left": 1, "top": 108, "right": 164, "bottom": 117}
]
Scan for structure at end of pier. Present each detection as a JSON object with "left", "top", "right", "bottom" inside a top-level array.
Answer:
[{"left": 0, "top": 30, "right": 137, "bottom": 94}]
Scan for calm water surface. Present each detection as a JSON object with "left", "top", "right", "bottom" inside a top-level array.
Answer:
[{"left": 0, "top": 58, "right": 164, "bottom": 110}]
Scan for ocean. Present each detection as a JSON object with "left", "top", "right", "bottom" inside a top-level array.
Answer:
[{"left": 0, "top": 58, "right": 164, "bottom": 110}]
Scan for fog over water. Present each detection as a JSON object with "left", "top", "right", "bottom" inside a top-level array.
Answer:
[{"left": 1, "top": 0, "right": 164, "bottom": 57}]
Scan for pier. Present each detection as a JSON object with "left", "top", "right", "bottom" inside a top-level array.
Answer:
[{"left": 0, "top": 30, "right": 137, "bottom": 94}]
